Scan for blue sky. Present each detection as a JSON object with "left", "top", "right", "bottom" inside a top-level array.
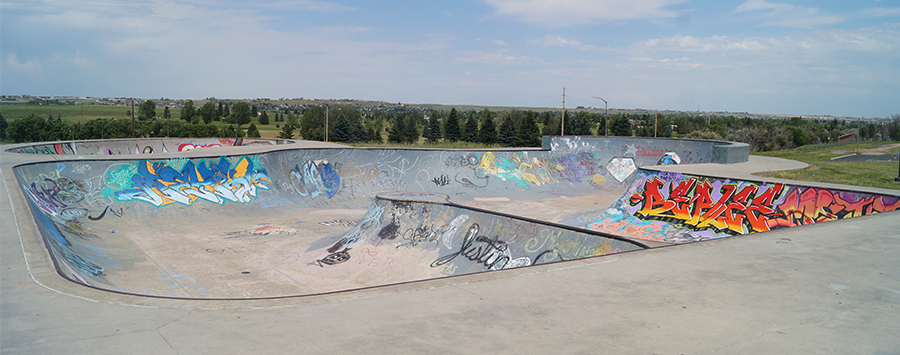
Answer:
[{"left": 2, "top": 0, "right": 898, "bottom": 118}]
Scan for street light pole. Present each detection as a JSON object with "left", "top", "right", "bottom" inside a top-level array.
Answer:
[{"left": 594, "top": 97, "right": 608, "bottom": 136}]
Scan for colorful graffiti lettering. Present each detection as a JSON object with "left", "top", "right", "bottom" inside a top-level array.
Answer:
[
  {"left": 588, "top": 215, "right": 669, "bottom": 242},
  {"left": 289, "top": 160, "right": 340, "bottom": 198},
  {"left": 178, "top": 142, "right": 222, "bottom": 152},
  {"left": 474, "top": 151, "right": 610, "bottom": 189},
  {"left": 114, "top": 156, "right": 270, "bottom": 207},
  {"left": 24, "top": 177, "right": 85, "bottom": 216},
  {"left": 629, "top": 176, "right": 900, "bottom": 235},
  {"left": 769, "top": 186, "right": 900, "bottom": 228}
]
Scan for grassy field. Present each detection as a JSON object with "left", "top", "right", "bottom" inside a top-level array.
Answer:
[
  {"left": 0, "top": 104, "right": 136, "bottom": 123},
  {"left": 754, "top": 141, "right": 900, "bottom": 190},
  {"left": 0, "top": 103, "right": 290, "bottom": 138}
]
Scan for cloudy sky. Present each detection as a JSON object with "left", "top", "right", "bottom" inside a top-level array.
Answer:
[{"left": 2, "top": 0, "right": 898, "bottom": 117}]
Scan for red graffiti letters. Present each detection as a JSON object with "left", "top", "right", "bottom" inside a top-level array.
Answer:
[{"left": 629, "top": 176, "right": 900, "bottom": 235}]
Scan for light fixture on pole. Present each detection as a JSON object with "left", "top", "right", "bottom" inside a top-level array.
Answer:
[{"left": 593, "top": 97, "right": 608, "bottom": 136}]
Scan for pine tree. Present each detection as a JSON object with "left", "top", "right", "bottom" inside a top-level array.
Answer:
[
  {"left": 247, "top": 123, "right": 261, "bottom": 138},
  {"left": 332, "top": 115, "right": 351, "bottom": 142},
  {"left": 464, "top": 113, "right": 479, "bottom": 142},
  {"left": 572, "top": 111, "right": 592, "bottom": 135},
  {"left": 425, "top": 113, "right": 442, "bottom": 143},
  {"left": 258, "top": 111, "right": 269, "bottom": 125},
  {"left": 543, "top": 116, "right": 560, "bottom": 136},
  {"left": 351, "top": 120, "right": 367, "bottom": 143},
  {"left": 518, "top": 110, "right": 541, "bottom": 147},
  {"left": 444, "top": 108, "right": 461, "bottom": 142},
  {"left": 388, "top": 116, "right": 406, "bottom": 143},
  {"left": 498, "top": 116, "right": 518, "bottom": 147},
  {"left": 478, "top": 109, "right": 497, "bottom": 145},
  {"left": 403, "top": 114, "right": 420, "bottom": 144},
  {"left": 610, "top": 115, "right": 633, "bottom": 136}
]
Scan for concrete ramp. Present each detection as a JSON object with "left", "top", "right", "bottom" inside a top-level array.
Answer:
[
  {"left": 306, "top": 193, "right": 647, "bottom": 289},
  {"left": 11, "top": 135, "right": 898, "bottom": 299},
  {"left": 569, "top": 169, "right": 900, "bottom": 244}
]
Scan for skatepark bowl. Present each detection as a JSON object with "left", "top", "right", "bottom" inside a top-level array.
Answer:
[{"left": 6, "top": 136, "right": 900, "bottom": 300}]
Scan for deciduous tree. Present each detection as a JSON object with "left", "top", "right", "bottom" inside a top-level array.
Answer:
[
  {"left": 139, "top": 100, "right": 157, "bottom": 120},
  {"left": 181, "top": 100, "right": 195, "bottom": 122},
  {"left": 230, "top": 101, "right": 252, "bottom": 128}
]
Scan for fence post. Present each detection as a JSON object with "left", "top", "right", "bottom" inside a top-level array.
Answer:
[{"left": 895, "top": 152, "right": 900, "bottom": 182}]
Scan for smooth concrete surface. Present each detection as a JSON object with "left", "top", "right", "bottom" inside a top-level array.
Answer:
[{"left": 3, "top": 143, "right": 900, "bottom": 354}]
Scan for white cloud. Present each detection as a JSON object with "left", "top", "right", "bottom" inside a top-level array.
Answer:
[
  {"left": 735, "top": 0, "right": 844, "bottom": 28},
  {"left": 633, "top": 34, "right": 769, "bottom": 52},
  {"left": 6, "top": 54, "right": 41, "bottom": 72},
  {"left": 527, "top": 35, "right": 597, "bottom": 50},
  {"left": 482, "top": 0, "right": 685, "bottom": 27},
  {"left": 454, "top": 51, "right": 544, "bottom": 65},
  {"left": 255, "top": 0, "right": 356, "bottom": 12},
  {"left": 860, "top": 7, "right": 900, "bottom": 18}
]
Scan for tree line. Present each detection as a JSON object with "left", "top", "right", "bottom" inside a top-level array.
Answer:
[{"left": 2, "top": 100, "right": 899, "bottom": 153}]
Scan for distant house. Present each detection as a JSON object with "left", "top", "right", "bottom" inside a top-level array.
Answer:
[{"left": 838, "top": 133, "right": 856, "bottom": 143}]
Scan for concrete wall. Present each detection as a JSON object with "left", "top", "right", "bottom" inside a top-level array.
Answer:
[
  {"left": 542, "top": 136, "right": 750, "bottom": 165},
  {"left": 584, "top": 169, "right": 900, "bottom": 243},
  {"left": 10, "top": 136, "right": 750, "bottom": 297},
  {"left": 311, "top": 193, "right": 646, "bottom": 282},
  {"left": 5, "top": 137, "right": 293, "bottom": 155}
]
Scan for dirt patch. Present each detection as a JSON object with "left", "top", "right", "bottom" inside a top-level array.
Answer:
[{"left": 858, "top": 143, "right": 900, "bottom": 155}]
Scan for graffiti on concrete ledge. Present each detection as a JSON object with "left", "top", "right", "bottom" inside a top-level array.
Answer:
[{"left": 628, "top": 175, "right": 900, "bottom": 236}]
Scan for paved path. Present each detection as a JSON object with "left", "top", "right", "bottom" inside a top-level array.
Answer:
[{"left": 3, "top": 150, "right": 899, "bottom": 354}]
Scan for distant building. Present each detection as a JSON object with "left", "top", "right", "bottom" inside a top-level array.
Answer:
[{"left": 838, "top": 133, "right": 856, "bottom": 143}]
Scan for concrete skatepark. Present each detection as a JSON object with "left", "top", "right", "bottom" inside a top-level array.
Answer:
[{"left": 2, "top": 136, "right": 899, "bottom": 353}]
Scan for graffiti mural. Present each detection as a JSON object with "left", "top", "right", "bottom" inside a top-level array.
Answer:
[
  {"left": 606, "top": 158, "right": 636, "bottom": 182},
  {"left": 289, "top": 160, "right": 341, "bottom": 198},
  {"left": 622, "top": 173, "right": 900, "bottom": 239},
  {"left": 178, "top": 142, "right": 222, "bottom": 152},
  {"left": 113, "top": 156, "right": 271, "bottom": 207},
  {"left": 311, "top": 194, "right": 646, "bottom": 277}
]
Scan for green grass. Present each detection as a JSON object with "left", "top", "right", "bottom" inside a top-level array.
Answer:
[
  {"left": 0, "top": 104, "right": 135, "bottom": 123},
  {"left": 754, "top": 141, "right": 900, "bottom": 190}
]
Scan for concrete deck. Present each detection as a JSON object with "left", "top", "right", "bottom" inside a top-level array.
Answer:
[{"left": 2, "top": 148, "right": 899, "bottom": 354}]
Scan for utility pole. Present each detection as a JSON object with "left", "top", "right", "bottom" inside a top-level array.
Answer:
[
  {"left": 655, "top": 110, "right": 658, "bottom": 138},
  {"left": 561, "top": 87, "right": 565, "bottom": 136},
  {"left": 857, "top": 117, "right": 861, "bottom": 153},
  {"left": 325, "top": 105, "right": 329, "bottom": 142},
  {"left": 593, "top": 97, "right": 608, "bottom": 136},
  {"left": 131, "top": 98, "right": 135, "bottom": 138}
]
